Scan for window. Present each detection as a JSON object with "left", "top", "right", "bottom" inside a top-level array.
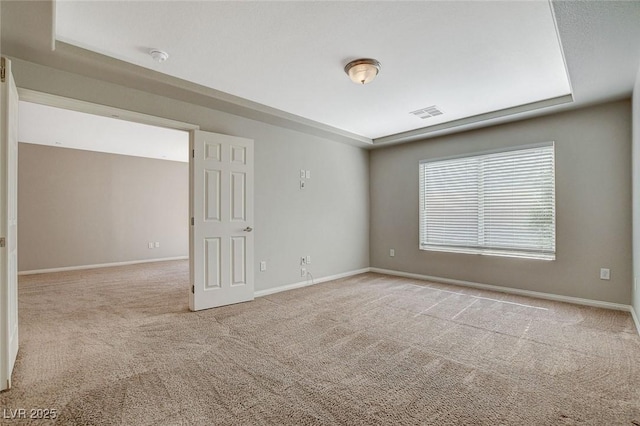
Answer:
[{"left": 419, "top": 143, "right": 555, "bottom": 260}]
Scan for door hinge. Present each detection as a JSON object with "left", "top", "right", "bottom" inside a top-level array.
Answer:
[
  {"left": 191, "top": 285, "right": 195, "bottom": 294},
  {"left": 192, "top": 149, "right": 195, "bottom": 158},
  {"left": 0, "top": 237, "right": 5, "bottom": 248},
  {"left": 1, "top": 57, "right": 6, "bottom": 83},
  {"left": 191, "top": 217, "right": 194, "bottom": 226}
]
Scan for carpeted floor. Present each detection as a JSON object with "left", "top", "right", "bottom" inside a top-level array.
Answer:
[{"left": 1, "top": 260, "right": 639, "bottom": 425}]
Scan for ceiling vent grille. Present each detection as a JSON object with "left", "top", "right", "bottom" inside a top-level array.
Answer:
[{"left": 410, "top": 105, "right": 444, "bottom": 119}]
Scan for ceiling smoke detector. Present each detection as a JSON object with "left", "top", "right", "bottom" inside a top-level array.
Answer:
[
  {"left": 344, "top": 58, "right": 381, "bottom": 85},
  {"left": 149, "top": 49, "right": 169, "bottom": 63}
]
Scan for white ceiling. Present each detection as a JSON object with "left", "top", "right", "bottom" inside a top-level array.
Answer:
[
  {"left": 19, "top": 101, "right": 189, "bottom": 162},
  {"left": 54, "top": 0, "right": 573, "bottom": 140},
  {"left": 2, "top": 1, "right": 637, "bottom": 149}
]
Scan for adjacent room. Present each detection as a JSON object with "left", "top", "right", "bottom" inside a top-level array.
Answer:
[
  {"left": 1, "top": 1, "right": 640, "bottom": 425},
  {"left": 17, "top": 101, "right": 190, "bottom": 275}
]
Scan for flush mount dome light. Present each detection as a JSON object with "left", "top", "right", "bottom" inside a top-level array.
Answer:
[
  {"left": 344, "top": 58, "right": 381, "bottom": 85},
  {"left": 149, "top": 49, "right": 169, "bottom": 63}
]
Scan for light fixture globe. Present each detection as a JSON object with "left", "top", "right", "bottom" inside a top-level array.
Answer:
[{"left": 344, "top": 58, "right": 381, "bottom": 85}]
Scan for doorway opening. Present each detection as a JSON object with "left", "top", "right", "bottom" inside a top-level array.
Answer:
[
  {"left": 17, "top": 99, "right": 191, "bottom": 276},
  {"left": 2, "top": 67, "right": 256, "bottom": 392}
]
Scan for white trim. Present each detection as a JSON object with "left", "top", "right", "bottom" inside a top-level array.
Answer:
[
  {"left": 370, "top": 267, "right": 632, "bottom": 312},
  {"left": 18, "top": 50, "right": 372, "bottom": 148},
  {"left": 17, "top": 88, "right": 200, "bottom": 132},
  {"left": 547, "top": 0, "right": 574, "bottom": 98},
  {"left": 50, "top": 0, "right": 57, "bottom": 52},
  {"left": 373, "top": 94, "right": 573, "bottom": 147},
  {"left": 18, "top": 256, "right": 189, "bottom": 275},
  {"left": 419, "top": 245, "right": 555, "bottom": 261},
  {"left": 631, "top": 305, "right": 640, "bottom": 336},
  {"left": 254, "top": 268, "right": 370, "bottom": 298}
]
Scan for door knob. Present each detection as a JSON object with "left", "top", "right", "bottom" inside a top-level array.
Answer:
[{"left": 243, "top": 227, "right": 253, "bottom": 232}]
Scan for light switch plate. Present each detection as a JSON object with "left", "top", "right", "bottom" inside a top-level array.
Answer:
[
  {"left": 600, "top": 268, "right": 610, "bottom": 280},
  {"left": 305, "top": 170, "right": 311, "bottom": 179},
  {"left": 260, "top": 261, "right": 267, "bottom": 272}
]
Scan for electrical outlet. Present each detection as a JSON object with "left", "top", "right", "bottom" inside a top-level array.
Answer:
[
  {"left": 154, "top": 242, "right": 160, "bottom": 248},
  {"left": 260, "top": 261, "right": 267, "bottom": 272},
  {"left": 300, "top": 169, "right": 305, "bottom": 179},
  {"left": 300, "top": 268, "right": 306, "bottom": 277},
  {"left": 305, "top": 170, "right": 311, "bottom": 179},
  {"left": 600, "top": 268, "right": 610, "bottom": 280},
  {"left": 306, "top": 255, "right": 311, "bottom": 264},
  {"left": 148, "top": 242, "right": 153, "bottom": 249},
  {"left": 390, "top": 248, "right": 395, "bottom": 257}
]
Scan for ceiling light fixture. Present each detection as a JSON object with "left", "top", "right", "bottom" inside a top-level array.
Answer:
[
  {"left": 344, "top": 58, "right": 381, "bottom": 85},
  {"left": 149, "top": 49, "right": 169, "bottom": 63}
]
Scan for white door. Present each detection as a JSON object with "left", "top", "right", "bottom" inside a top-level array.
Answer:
[
  {"left": 190, "top": 130, "right": 254, "bottom": 311},
  {"left": 0, "top": 57, "right": 19, "bottom": 391}
]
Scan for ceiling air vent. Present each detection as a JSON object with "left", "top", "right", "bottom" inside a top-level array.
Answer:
[{"left": 410, "top": 105, "right": 444, "bottom": 119}]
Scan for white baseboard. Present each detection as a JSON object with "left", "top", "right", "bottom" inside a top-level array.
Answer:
[
  {"left": 631, "top": 305, "right": 640, "bottom": 335},
  {"left": 254, "top": 268, "right": 371, "bottom": 298},
  {"left": 370, "top": 267, "right": 633, "bottom": 312},
  {"left": 18, "top": 256, "right": 189, "bottom": 275}
]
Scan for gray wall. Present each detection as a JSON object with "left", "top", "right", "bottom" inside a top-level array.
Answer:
[
  {"left": 18, "top": 143, "right": 189, "bottom": 271},
  {"left": 370, "top": 100, "right": 632, "bottom": 305},
  {"left": 633, "top": 69, "right": 640, "bottom": 314},
  {"left": 11, "top": 59, "right": 370, "bottom": 291}
]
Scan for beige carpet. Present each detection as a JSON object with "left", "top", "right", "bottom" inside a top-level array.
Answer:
[{"left": 1, "top": 260, "right": 639, "bottom": 425}]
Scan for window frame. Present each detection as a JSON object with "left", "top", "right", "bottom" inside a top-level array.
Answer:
[{"left": 418, "top": 142, "right": 556, "bottom": 261}]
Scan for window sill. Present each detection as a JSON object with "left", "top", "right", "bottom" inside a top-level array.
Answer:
[{"left": 419, "top": 245, "right": 555, "bottom": 261}]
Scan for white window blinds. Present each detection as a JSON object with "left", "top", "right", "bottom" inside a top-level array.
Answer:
[{"left": 419, "top": 143, "right": 555, "bottom": 260}]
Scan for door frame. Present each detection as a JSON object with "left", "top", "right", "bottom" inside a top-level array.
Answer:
[
  {"left": 18, "top": 89, "right": 200, "bottom": 133},
  {"left": 3, "top": 88, "right": 202, "bottom": 388},
  {"left": 1, "top": 57, "right": 19, "bottom": 391}
]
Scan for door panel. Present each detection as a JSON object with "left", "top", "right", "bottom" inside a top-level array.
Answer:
[
  {"left": 205, "top": 170, "right": 221, "bottom": 221},
  {"left": 190, "top": 130, "right": 254, "bottom": 311},
  {"left": 230, "top": 172, "right": 246, "bottom": 221},
  {"left": 231, "top": 144, "right": 246, "bottom": 164},
  {"left": 204, "top": 238, "right": 221, "bottom": 289},
  {"left": 231, "top": 236, "right": 246, "bottom": 285},
  {"left": 1, "top": 57, "right": 19, "bottom": 391}
]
